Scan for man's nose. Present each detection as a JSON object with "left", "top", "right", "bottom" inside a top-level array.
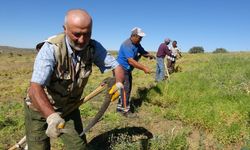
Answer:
[{"left": 78, "top": 35, "right": 85, "bottom": 44}]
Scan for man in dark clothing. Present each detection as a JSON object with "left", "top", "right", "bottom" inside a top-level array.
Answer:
[{"left": 155, "top": 38, "right": 175, "bottom": 81}]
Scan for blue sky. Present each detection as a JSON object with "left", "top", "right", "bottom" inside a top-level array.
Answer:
[{"left": 1, "top": 0, "right": 250, "bottom": 52}]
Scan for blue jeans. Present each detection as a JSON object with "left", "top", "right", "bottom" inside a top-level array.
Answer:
[
  {"left": 117, "top": 70, "right": 132, "bottom": 112},
  {"left": 155, "top": 57, "right": 165, "bottom": 82}
]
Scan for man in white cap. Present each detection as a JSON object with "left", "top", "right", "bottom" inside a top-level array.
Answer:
[
  {"left": 155, "top": 38, "right": 175, "bottom": 82},
  {"left": 116, "top": 27, "right": 155, "bottom": 117}
]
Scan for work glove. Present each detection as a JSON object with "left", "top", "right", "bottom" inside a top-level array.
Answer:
[
  {"left": 46, "top": 112, "right": 65, "bottom": 138},
  {"left": 108, "top": 82, "right": 124, "bottom": 101}
]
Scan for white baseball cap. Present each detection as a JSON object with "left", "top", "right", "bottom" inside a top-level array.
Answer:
[{"left": 131, "top": 27, "right": 146, "bottom": 37}]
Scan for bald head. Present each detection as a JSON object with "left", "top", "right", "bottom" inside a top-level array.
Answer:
[
  {"left": 64, "top": 9, "right": 92, "bottom": 51},
  {"left": 64, "top": 9, "right": 92, "bottom": 28}
]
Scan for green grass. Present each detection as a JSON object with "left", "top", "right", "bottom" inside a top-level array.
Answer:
[
  {"left": 0, "top": 52, "right": 34, "bottom": 149},
  {"left": 144, "top": 53, "right": 250, "bottom": 144}
]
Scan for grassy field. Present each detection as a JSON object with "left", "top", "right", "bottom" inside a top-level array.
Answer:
[{"left": 0, "top": 50, "right": 250, "bottom": 149}]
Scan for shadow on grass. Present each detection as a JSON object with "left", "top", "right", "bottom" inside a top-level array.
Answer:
[
  {"left": 88, "top": 126, "right": 153, "bottom": 150},
  {"left": 130, "top": 83, "right": 162, "bottom": 112}
]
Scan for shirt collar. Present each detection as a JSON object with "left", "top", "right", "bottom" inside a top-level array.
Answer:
[{"left": 65, "top": 36, "right": 74, "bottom": 56}]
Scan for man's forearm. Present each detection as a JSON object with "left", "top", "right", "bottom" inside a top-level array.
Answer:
[
  {"left": 143, "top": 53, "right": 156, "bottom": 59},
  {"left": 28, "top": 82, "right": 55, "bottom": 118},
  {"left": 128, "top": 58, "right": 147, "bottom": 72}
]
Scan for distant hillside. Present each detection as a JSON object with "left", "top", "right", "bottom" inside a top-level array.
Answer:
[{"left": 0, "top": 45, "right": 34, "bottom": 53}]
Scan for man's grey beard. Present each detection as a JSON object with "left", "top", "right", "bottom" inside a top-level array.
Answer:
[{"left": 67, "top": 37, "right": 89, "bottom": 51}]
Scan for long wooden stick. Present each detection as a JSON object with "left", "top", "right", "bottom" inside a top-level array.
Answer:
[
  {"left": 8, "top": 136, "right": 26, "bottom": 150},
  {"left": 164, "top": 61, "right": 170, "bottom": 80},
  {"left": 62, "top": 83, "right": 107, "bottom": 117}
]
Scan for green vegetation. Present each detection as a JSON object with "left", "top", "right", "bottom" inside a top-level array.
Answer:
[
  {"left": 189, "top": 46, "right": 205, "bottom": 53},
  {"left": 0, "top": 50, "right": 250, "bottom": 149},
  {"left": 213, "top": 48, "right": 228, "bottom": 53},
  {"left": 142, "top": 53, "right": 250, "bottom": 145}
]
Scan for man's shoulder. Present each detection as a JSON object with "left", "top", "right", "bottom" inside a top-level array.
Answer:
[
  {"left": 121, "top": 39, "right": 134, "bottom": 50},
  {"left": 89, "top": 39, "right": 104, "bottom": 48},
  {"left": 158, "top": 43, "right": 166, "bottom": 49},
  {"left": 90, "top": 39, "right": 98, "bottom": 44},
  {"left": 47, "top": 33, "right": 65, "bottom": 44},
  {"left": 122, "top": 39, "right": 132, "bottom": 46},
  {"left": 36, "top": 33, "right": 64, "bottom": 51},
  {"left": 159, "top": 43, "right": 167, "bottom": 48}
]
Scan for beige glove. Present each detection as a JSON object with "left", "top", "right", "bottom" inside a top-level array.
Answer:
[
  {"left": 46, "top": 113, "right": 65, "bottom": 138},
  {"left": 108, "top": 82, "right": 124, "bottom": 101}
]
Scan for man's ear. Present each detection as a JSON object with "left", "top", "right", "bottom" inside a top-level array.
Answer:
[{"left": 63, "top": 25, "right": 66, "bottom": 31}]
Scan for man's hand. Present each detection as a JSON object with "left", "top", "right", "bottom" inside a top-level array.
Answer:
[
  {"left": 109, "top": 82, "right": 124, "bottom": 101},
  {"left": 143, "top": 67, "right": 151, "bottom": 74},
  {"left": 46, "top": 113, "right": 65, "bottom": 138},
  {"left": 144, "top": 53, "right": 156, "bottom": 60}
]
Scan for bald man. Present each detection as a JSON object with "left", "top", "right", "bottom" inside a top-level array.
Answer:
[{"left": 24, "top": 9, "right": 124, "bottom": 150}]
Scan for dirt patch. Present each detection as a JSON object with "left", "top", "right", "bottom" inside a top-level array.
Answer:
[{"left": 85, "top": 103, "right": 205, "bottom": 149}]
